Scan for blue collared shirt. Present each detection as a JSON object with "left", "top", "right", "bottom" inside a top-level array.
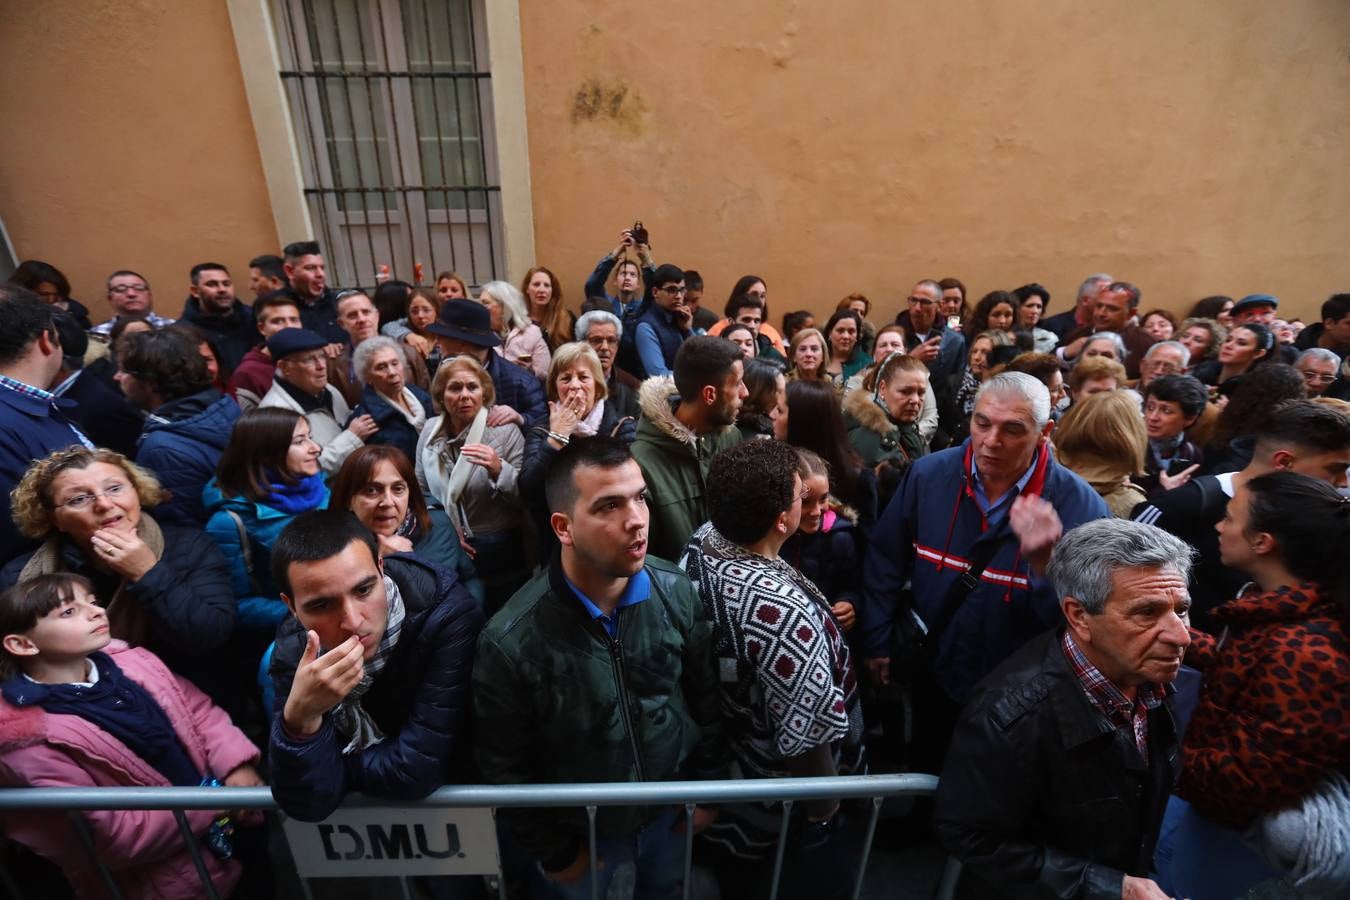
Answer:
[
  {"left": 564, "top": 568, "right": 651, "bottom": 639},
  {"left": 970, "top": 446, "right": 1041, "bottom": 524}
]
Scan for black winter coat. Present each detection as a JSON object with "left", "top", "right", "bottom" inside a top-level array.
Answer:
[
  {"left": 935, "top": 630, "right": 1178, "bottom": 900},
  {"left": 267, "top": 553, "right": 484, "bottom": 821}
]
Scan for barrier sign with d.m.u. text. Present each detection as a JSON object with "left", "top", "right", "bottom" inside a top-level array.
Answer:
[{"left": 282, "top": 807, "right": 500, "bottom": 878}]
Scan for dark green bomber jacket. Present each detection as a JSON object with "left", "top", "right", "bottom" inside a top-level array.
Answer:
[{"left": 471, "top": 551, "right": 727, "bottom": 869}]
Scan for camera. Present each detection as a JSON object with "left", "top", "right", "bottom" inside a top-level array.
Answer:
[{"left": 631, "top": 221, "right": 649, "bottom": 246}]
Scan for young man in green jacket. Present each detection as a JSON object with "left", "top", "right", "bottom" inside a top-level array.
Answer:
[
  {"left": 630, "top": 335, "right": 745, "bottom": 562},
  {"left": 472, "top": 437, "right": 725, "bottom": 898}
]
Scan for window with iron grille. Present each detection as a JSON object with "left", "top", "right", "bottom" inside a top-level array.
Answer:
[{"left": 271, "top": 0, "right": 504, "bottom": 289}]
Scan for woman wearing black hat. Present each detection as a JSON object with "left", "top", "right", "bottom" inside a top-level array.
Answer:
[{"left": 425, "top": 299, "right": 548, "bottom": 429}]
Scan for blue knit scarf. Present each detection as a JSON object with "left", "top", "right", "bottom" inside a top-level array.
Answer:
[{"left": 262, "top": 470, "right": 328, "bottom": 514}]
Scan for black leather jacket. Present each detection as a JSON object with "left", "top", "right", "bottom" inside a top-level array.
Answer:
[{"left": 935, "top": 630, "right": 1179, "bottom": 899}]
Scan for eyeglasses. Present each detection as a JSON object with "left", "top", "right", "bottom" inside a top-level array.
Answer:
[
  {"left": 55, "top": 482, "right": 130, "bottom": 511},
  {"left": 1301, "top": 372, "right": 1337, "bottom": 384},
  {"left": 109, "top": 284, "right": 148, "bottom": 294},
  {"left": 907, "top": 296, "right": 937, "bottom": 307},
  {"left": 659, "top": 286, "right": 687, "bottom": 296}
]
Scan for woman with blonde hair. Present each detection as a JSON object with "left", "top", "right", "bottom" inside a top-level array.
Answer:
[
  {"left": 479, "top": 280, "right": 551, "bottom": 381},
  {"left": 787, "top": 327, "right": 830, "bottom": 383},
  {"left": 4, "top": 446, "right": 235, "bottom": 702},
  {"left": 1052, "top": 390, "right": 1148, "bottom": 517},
  {"left": 521, "top": 265, "right": 574, "bottom": 351},
  {"left": 518, "top": 342, "right": 637, "bottom": 554},
  {"left": 416, "top": 354, "right": 525, "bottom": 615}
]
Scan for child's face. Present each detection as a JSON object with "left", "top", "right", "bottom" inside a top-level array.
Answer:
[
  {"left": 796, "top": 474, "right": 830, "bottom": 535},
  {"left": 13, "top": 589, "right": 110, "bottom": 663}
]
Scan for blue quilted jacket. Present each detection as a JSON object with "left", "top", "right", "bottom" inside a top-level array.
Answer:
[{"left": 137, "top": 389, "right": 240, "bottom": 527}]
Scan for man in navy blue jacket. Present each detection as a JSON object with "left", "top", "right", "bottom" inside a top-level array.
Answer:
[
  {"left": 0, "top": 287, "right": 91, "bottom": 564},
  {"left": 267, "top": 510, "right": 483, "bottom": 821},
  {"left": 860, "top": 372, "right": 1108, "bottom": 769}
]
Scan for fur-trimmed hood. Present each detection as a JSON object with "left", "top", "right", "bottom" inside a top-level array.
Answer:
[
  {"left": 843, "top": 387, "right": 895, "bottom": 436},
  {"left": 825, "top": 496, "right": 859, "bottom": 527},
  {"left": 637, "top": 375, "right": 736, "bottom": 446}
]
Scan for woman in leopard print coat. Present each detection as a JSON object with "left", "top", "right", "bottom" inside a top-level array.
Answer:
[
  {"left": 1154, "top": 471, "right": 1350, "bottom": 899},
  {"left": 1186, "top": 470, "right": 1350, "bottom": 827}
]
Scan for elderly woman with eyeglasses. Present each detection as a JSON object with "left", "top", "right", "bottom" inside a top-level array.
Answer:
[{"left": 3, "top": 446, "right": 235, "bottom": 703}]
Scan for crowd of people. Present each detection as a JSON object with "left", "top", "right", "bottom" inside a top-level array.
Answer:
[{"left": 0, "top": 233, "right": 1346, "bottom": 900}]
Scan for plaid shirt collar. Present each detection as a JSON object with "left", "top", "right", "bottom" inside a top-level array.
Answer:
[
  {"left": 0, "top": 373, "right": 56, "bottom": 402},
  {"left": 1060, "top": 630, "right": 1168, "bottom": 757}
]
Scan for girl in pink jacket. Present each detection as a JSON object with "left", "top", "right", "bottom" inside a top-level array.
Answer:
[{"left": 0, "top": 573, "right": 263, "bottom": 899}]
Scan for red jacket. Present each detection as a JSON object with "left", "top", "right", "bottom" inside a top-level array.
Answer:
[
  {"left": 0, "top": 642, "right": 260, "bottom": 900},
  {"left": 1179, "top": 584, "right": 1350, "bottom": 827}
]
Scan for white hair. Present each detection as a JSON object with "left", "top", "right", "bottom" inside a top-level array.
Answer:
[
  {"left": 974, "top": 371, "right": 1052, "bottom": 427},
  {"left": 351, "top": 335, "right": 400, "bottom": 383},
  {"left": 1048, "top": 519, "right": 1193, "bottom": 614},
  {"left": 576, "top": 309, "right": 623, "bottom": 340},
  {"left": 479, "top": 280, "right": 530, "bottom": 334},
  {"left": 1297, "top": 347, "right": 1340, "bottom": 368},
  {"left": 1077, "top": 273, "right": 1113, "bottom": 301},
  {"left": 1144, "top": 340, "right": 1190, "bottom": 368},
  {"left": 1078, "top": 331, "right": 1128, "bottom": 365}
]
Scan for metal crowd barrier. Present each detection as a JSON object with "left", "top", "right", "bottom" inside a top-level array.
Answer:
[{"left": 0, "top": 774, "right": 961, "bottom": 900}]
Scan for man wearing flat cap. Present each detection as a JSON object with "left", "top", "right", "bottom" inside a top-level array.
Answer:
[
  {"left": 259, "top": 327, "right": 377, "bottom": 474},
  {"left": 426, "top": 299, "right": 546, "bottom": 429},
  {"left": 1230, "top": 295, "right": 1298, "bottom": 363}
]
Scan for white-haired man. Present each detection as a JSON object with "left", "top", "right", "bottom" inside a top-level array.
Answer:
[
  {"left": 936, "top": 518, "right": 1192, "bottom": 900},
  {"left": 575, "top": 309, "right": 639, "bottom": 418},
  {"left": 860, "top": 372, "right": 1110, "bottom": 770}
]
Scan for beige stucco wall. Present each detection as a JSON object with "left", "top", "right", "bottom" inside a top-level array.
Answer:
[
  {"left": 519, "top": 1, "right": 1350, "bottom": 325},
  {"left": 0, "top": 0, "right": 279, "bottom": 320},
  {"left": 2, "top": 2, "right": 1345, "bottom": 327}
]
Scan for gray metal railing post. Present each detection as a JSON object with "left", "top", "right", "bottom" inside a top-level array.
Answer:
[
  {"left": 172, "top": 809, "right": 221, "bottom": 900},
  {"left": 850, "top": 796, "right": 885, "bottom": 900},
  {"left": 935, "top": 856, "right": 963, "bottom": 900},
  {"left": 767, "top": 798, "right": 794, "bottom": 900},
  {"left": 586, "top": 803, "right": 599, "bottom": 900},
  {"left": 681, "top": 801, "right": 695, "bottom": 900},
  {"left": 67, "top": 811, "right": 125, "bottom": 900}
]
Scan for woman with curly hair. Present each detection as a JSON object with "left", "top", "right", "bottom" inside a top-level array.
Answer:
[
  {"left": 965, "top": 290, "right": 1022, "bottom": 346},
  {"left": 522, "top": 266, "right": 575, "bottom": 351},
  {"left": 680, "top": 438, "right": 864, "bottom": 899},
  {"left": 3, "top": 446, "right": 235, "bottom": 704},
  {"left": 1176, "top": 317, "right": 1226, "bottom": 372}
]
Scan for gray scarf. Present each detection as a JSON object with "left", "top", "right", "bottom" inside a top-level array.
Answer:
[{"left": 331, "top": 575, "right": 406, "bottom": 754}]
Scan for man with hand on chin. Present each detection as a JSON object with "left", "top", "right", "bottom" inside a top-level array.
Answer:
[
  {"left": 267, "top": 509, "right": 482, "bottom": 821},
  {"left": 473, "top": 437, "right": 724, "bottom": 898},
  {"left": 936, "top": 518, "right": 1193, "bottom": 900}
]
